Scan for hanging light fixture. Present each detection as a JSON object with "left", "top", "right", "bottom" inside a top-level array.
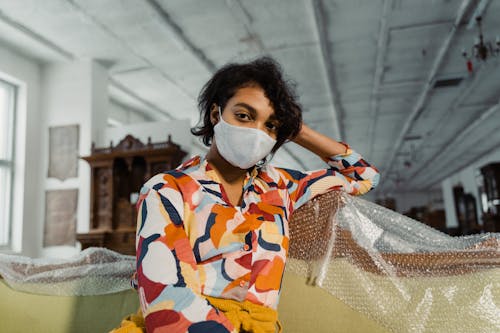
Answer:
[{"left": 462, "top": 16, "right": 500, "bottom": 73}]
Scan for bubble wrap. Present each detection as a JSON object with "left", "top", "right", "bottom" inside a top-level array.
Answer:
[
  {"left": 0, "top": 192, "right": 498, "bottom": 332},
  {"left": 0, "top": 247, "right": 135, "bottom": 296},
  {"left": 288, "top": 191, "right": 500, "bottom": 333}
]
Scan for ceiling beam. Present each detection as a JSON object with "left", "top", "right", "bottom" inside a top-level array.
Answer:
[
  {"left": 401, "top": 59, "right": 498, "bottom": 187},
  {"left": 368, "top": 0, "right": 393, "bottom": 159},
  {"left": 311, "top": 0, "right": 343, "bottom": 140},
  {"left": 378, "top": 0, "right": 478, "bottom": 191},
  {"left": 145, "top": 0, "right": 217, "bottom": 73},
  {"left": 107, "top": 117, "right": 123, "bottom": 127},
  {"left": 67, "top": 0, "right": 196, "bottom": 101},
  {"left": 225, "top": 0, "right": 266, "bottom": 51},
  {"left": 0, "top": 9, "right": 74, "bottom": 61},
  {"left": 109, "top": 97, "right": 154, "bottom": 122},
  {"left": 417, "top": 127, "right": 500, "bottom": 190},
  {"left": 109, "top": 78, "right": 175, "bottom": 120},
  {"left": 0, "top": 3, "right": 187, "bottom": 126},
  {"left": 411, "top": 98, "right": 500, "bottom": 190},
  {"left": 0, "top": 4, "right": 174, "bottom": 127},
  {"left": 390, "top": 19, "right": 456, "bottom": 32}
]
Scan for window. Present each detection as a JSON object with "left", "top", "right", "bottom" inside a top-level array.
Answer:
[{"left": 0, "top": 79, "right": 16, "bottom": 248}]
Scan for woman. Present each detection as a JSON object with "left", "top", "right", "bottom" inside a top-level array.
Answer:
[{"left": 133, "top": 57, "right": 379, "bottom": 333}]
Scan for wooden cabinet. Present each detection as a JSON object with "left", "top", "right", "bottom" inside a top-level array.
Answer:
[
  {"left": 77, "top": 134, "right": 187, "bottom": 255},
  {"left": 480, "top": 163, "right": 500, "bottom": 232},
  {"left": 452, "top": 184, "right": 480, "bottom": 235}
]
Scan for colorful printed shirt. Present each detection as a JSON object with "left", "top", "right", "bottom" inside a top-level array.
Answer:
[{"left": 135, "top": 147, "right": 379, "bottom": 332}]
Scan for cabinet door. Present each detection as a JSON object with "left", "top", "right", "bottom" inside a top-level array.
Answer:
[{"left": 95, "top": 167, "right": 113, "bottom": 230}]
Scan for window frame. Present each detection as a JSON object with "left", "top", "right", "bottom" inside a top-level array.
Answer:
[{"left": 0, "top": 78, "right": 17, "bottom": 250}]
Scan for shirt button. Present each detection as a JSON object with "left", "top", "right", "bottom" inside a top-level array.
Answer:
[{"left": 243, "top": 244, "right": 250, "bottom": 251}]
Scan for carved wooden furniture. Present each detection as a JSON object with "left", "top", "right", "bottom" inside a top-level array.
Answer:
[
  {"left": 480, "top": 162, "right": 500, "bottom": 232},
  {"left": 452, "top": 184, "right": 481, "bottom": 235},
  {"left": 77, "top": 135, "right": 187, "bottom": 255}
]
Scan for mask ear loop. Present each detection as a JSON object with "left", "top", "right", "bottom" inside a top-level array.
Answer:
[
  {"left": 256, "top": 151, "right": 275, "bottom": 168},
  {"left": 217, "top": 105, "right": 223, "bottom": 122}
]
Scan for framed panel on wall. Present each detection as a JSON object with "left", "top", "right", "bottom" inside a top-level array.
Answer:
[
  {"left": 44, "top": 189, "right": 78, "bottom": 246},
  {"left": 48, "top": 124, "right": 79, "bottom": 180}
]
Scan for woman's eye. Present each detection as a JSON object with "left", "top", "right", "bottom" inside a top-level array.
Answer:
[
  {"left": 235, "top": 113, "right": 251, "bottom": 121},
  {"left": 266, "top": 123, "right": 279, "bottom": 132}
]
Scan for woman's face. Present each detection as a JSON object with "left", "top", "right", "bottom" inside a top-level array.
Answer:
[{"left": 211, "top": 86, "right": 280, "bottom": 140}]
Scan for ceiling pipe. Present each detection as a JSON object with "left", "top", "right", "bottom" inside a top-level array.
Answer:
[
  {"left": 466, "top": 0, "right": 491, "bottom": 30},
  {"left": 411, "top": 98, "right": 500, "bottom": 189},
  {"left": 311, "top": 0, "right": 343, "bottom": 140},
  {"left": 379, "top": 0, "right": 478, "bottom": 191},
  {"left": 368, "top": 0, "right": 393, "bottom": 159}
]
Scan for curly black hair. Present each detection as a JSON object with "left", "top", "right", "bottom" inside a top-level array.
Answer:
[{"left": 191, "top": 56, "right": 302, "bottom": 153}]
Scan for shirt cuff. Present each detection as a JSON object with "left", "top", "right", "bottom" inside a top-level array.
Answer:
[{"left": 328, "top": 142, "right": 351, "bottom": 160}]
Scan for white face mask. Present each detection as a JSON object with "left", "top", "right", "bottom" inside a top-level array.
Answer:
[{"left": 213, "top": 107, "right": 277, "bottom": 169}]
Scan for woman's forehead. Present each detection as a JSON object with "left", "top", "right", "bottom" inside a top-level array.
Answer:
[{"left": 229, "top": 86, "right": 275, "bottom": 117}]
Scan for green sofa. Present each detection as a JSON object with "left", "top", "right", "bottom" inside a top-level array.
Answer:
[{"left": 0, "top": 271, "right": 389, "bottom": 333}]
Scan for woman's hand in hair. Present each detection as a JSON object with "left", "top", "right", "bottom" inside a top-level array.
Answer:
[{"left": 292, "top": 123, "right": 347, "bottom": 158}]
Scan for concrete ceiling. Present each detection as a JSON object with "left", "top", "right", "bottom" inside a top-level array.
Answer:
[{"left": 0, "top": 0, "right": 499, "bottom": 197}]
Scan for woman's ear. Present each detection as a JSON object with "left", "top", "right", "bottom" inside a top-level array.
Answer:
[{"left": 210, "top": 104, "right": 219, "bottom": 125}]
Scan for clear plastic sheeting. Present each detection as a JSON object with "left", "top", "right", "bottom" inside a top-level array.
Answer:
[
  {"left": 0, "top": 192, "right": 498, "bottom": 332},
  {"left": 287, "top": 191, "right": 500, "bottom": 333},
  {"left": 0, "top": 247, "right": 135, "bottom": 296}
]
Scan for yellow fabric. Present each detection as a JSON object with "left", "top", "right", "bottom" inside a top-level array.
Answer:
[
  {"left": 110, "top": 297, "right": 280, "bottom": 333},
  {"left": 109, "top": 308, "right": 145, "bottom": 333},
  {"left": 205, "top": 295, "right": 281, "bottom": 333}
]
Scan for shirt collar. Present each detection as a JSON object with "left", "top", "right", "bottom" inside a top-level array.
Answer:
[{"left": 194, "top": 155, "right": 259, "bottom": 183}]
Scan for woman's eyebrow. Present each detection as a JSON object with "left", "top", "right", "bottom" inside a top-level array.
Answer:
[
  {"left": 233, "top": 103, "right": 257, "bottom": 116},
  {"left": 233, "top": 103, "right": 278, "bottom": 122}
]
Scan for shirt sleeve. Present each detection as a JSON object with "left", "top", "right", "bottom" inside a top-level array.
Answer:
[
  {"left": 279, "top": 145, "right": 380, "bottom": 210},
  {"left": 135, "top": 178, "right": 235, "bottom": 333}
]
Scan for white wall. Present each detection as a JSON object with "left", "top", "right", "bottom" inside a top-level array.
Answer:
[
  {"left": 34, "top": 61, "right": 197, "bottom": 257},
  {"left": 0, "top": 44, "right": 201, "bottom": 258},
  {"left": 0, "top": 43, "right": 42, "bottom": 256},
  {"left": 441, "top": 146, "right": 500, "bottom": 228},
  {"left": 42, "top": 60, "right": 109, "bottom": 241},
  {"left": 441, "top": 177, "right": 459, "bottom": 228}
]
